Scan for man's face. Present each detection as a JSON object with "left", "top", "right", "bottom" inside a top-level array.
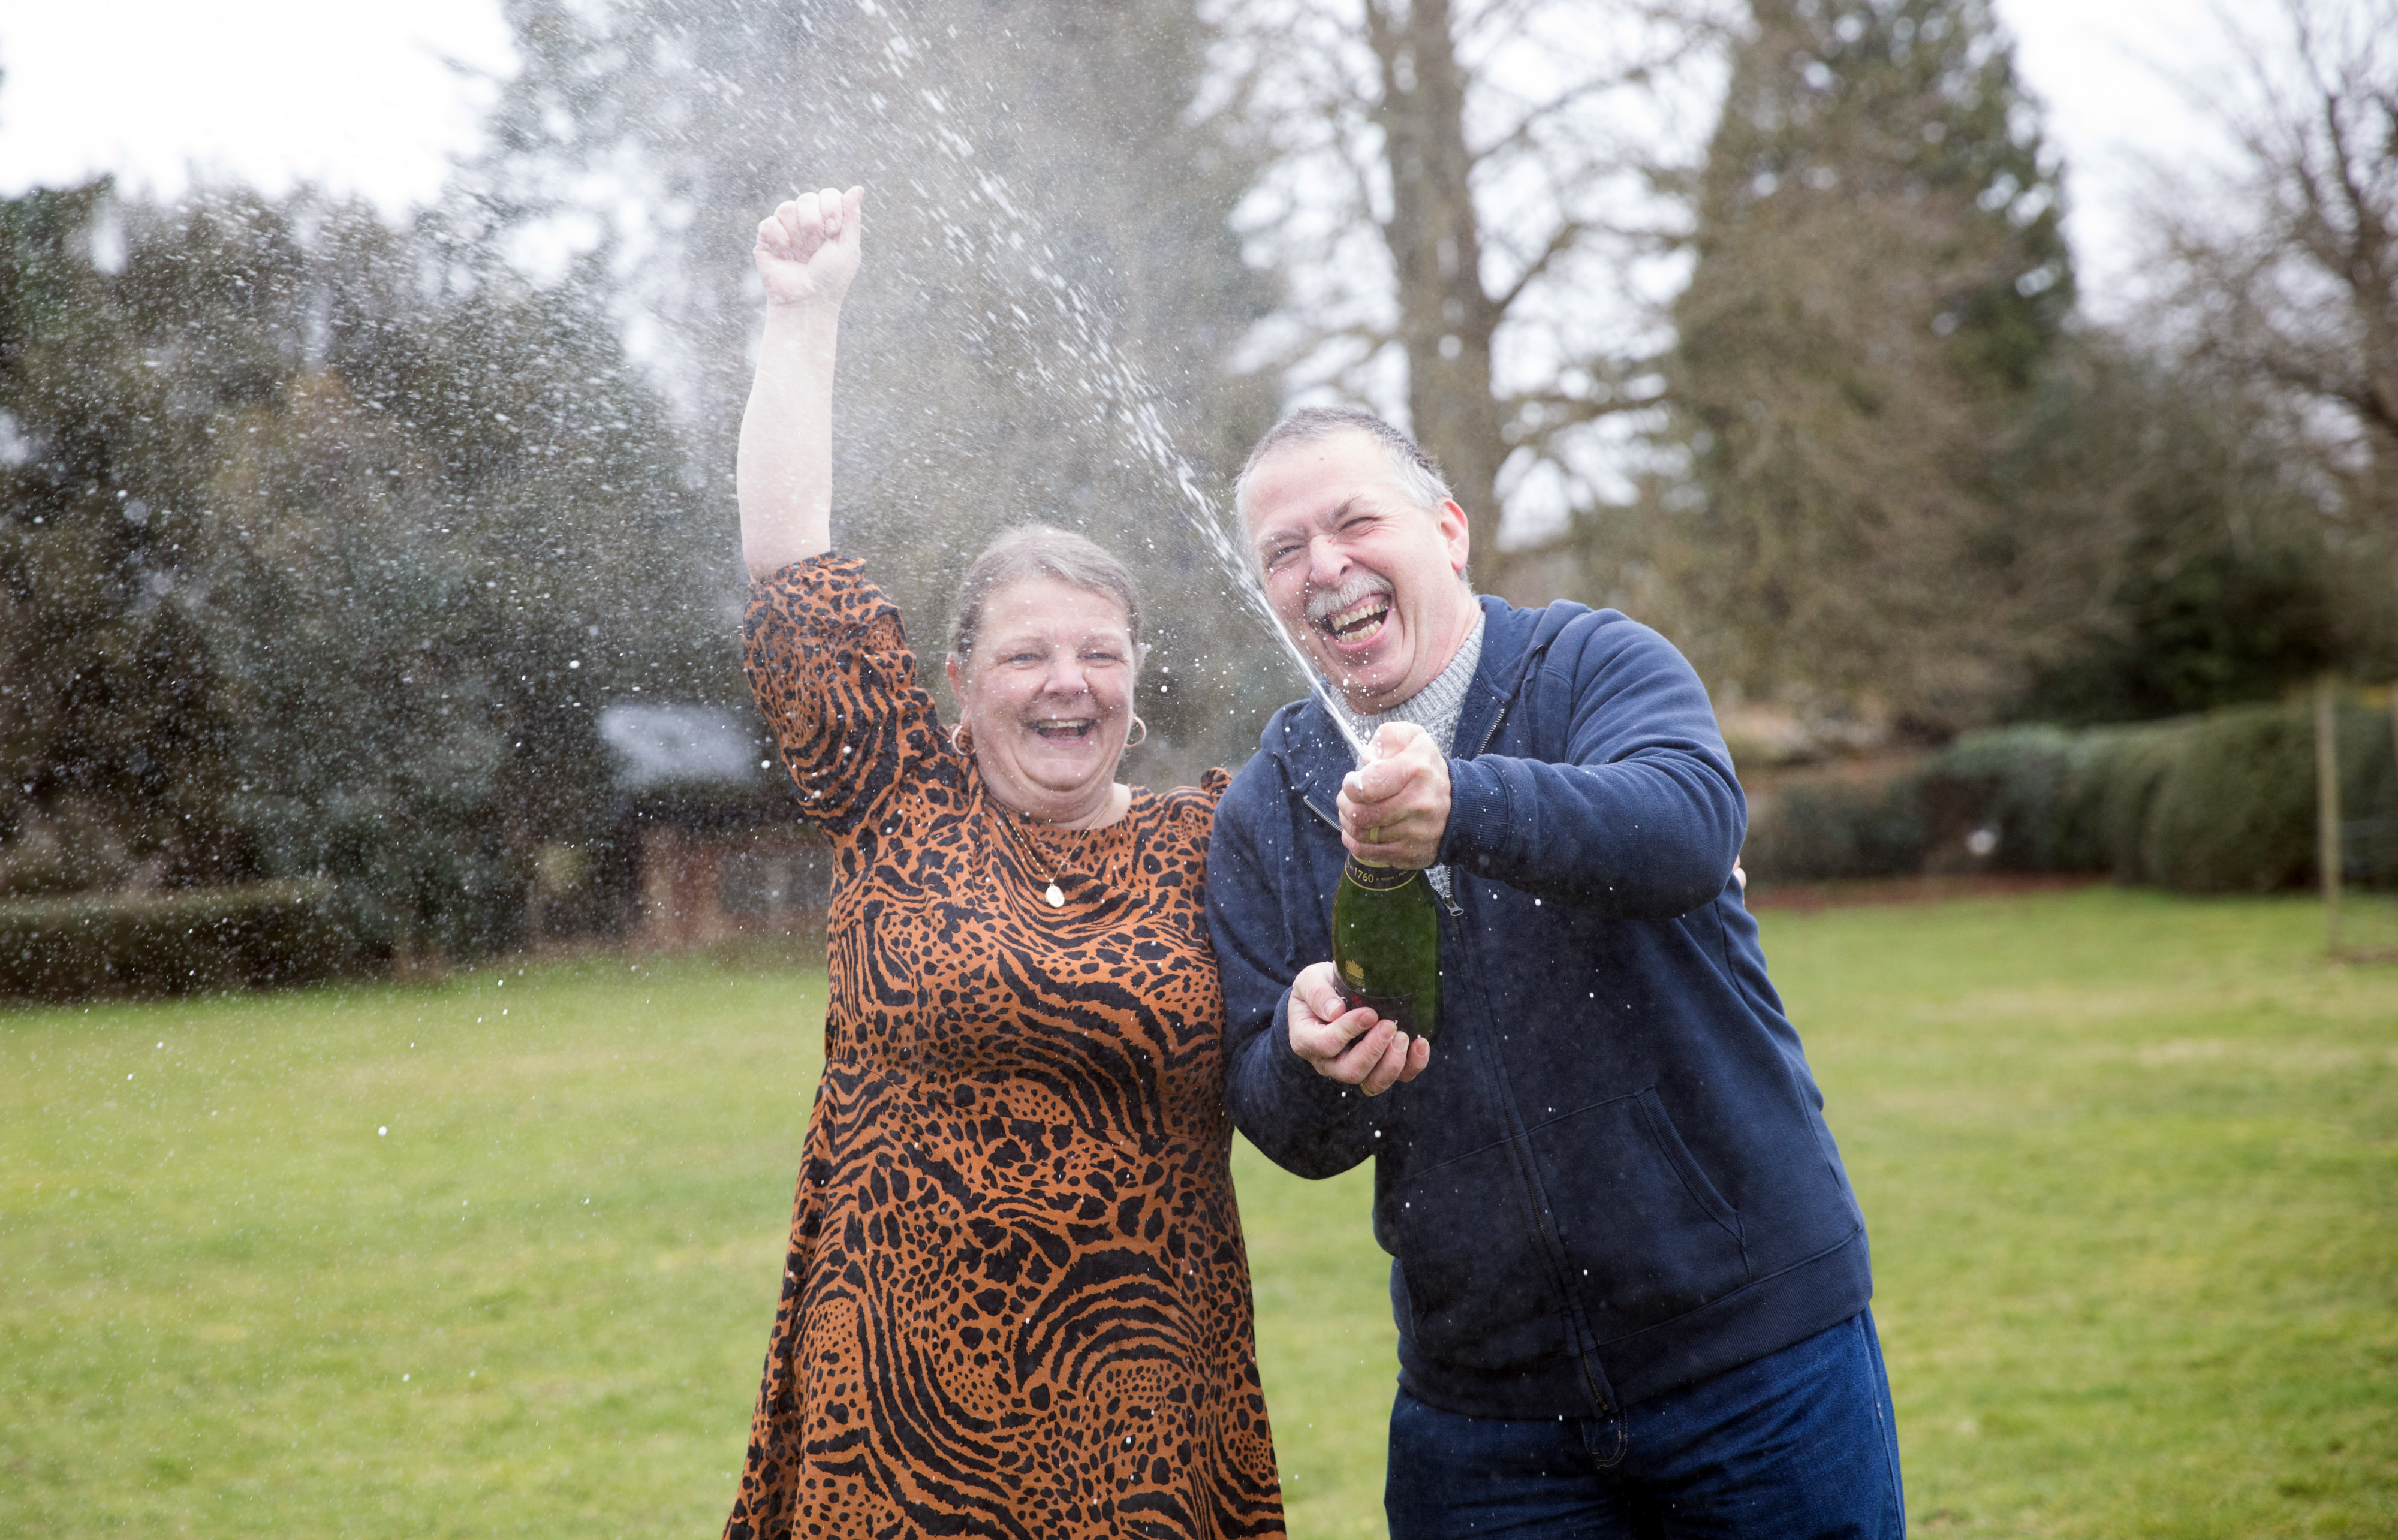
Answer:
[{"left": 1242, "top": 429, "right": 1477, "bottom": 714}]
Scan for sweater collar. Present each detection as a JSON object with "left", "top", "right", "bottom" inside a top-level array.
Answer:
[
  {"left": 1351, "top": 612, "right": 1487, "bottom": 759},
  {"left": 1277, "top": 593, "right": 1543, "bottom": 804}
]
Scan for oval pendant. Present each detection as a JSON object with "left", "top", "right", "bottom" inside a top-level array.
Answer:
[{"left": 1044, "top": 882, "right": 1065, "bottom": 908}]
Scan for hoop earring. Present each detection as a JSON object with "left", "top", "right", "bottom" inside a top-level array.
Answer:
[
  {"left": 1124, "top": 715, "right": 1148, "bottom": 749},
  {"left": 950, "top": 722, "right": 975, "bottom": 755}
]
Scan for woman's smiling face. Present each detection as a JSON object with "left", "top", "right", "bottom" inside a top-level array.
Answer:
[{"left": 946, "top": 576, "right": 1137, "bottom": 826}]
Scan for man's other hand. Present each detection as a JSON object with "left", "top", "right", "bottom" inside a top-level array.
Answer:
[
  {"left": 1288, "top": 960, "right": 1431, "bottom": 1096},
  {"left": 1339, "top": 722, "right": 1450, "bottom": 870}
]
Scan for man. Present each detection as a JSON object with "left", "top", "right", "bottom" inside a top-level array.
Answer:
[{"left": 1207, "top": 408, "right": 1903, "bottom": 1537}]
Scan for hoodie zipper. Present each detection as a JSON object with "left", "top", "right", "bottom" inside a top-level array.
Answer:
[
  {"left": 1432, "top": 707, "right": 1508, "bottom": 918},
  {"left": 1305, "top": 695, "right": 1621, "bottom": 1400},
  {"left": 1443, "top": 698, "right": 1622, "bottom": 1413},
  {"left": 1302, "top": 689, "right": 1618, "bottom": 1412}
]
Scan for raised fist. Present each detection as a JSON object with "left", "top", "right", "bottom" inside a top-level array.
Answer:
[{"left": 754, "top": 185, "right": 864, "bottom": 309}]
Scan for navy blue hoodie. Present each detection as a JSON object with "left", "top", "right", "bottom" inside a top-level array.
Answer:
[{"left": 1207, "top": 593, "right": 1872, "bottom": 1417}]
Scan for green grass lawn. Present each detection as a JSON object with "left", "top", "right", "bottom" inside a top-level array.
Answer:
[{"left": 3, "top": 891, "right": 2393, "bottom": 1537}]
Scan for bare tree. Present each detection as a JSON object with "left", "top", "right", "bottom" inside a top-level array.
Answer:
[
  {"left": 1210, "top": 0, "right": 1724, "bottom": 580},
  {"left": 2148, "top": 0, "right": 2398, "bottom": 554}
]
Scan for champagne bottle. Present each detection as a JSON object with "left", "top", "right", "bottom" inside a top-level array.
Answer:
[{"left": 1331, "top": 857, "right": 1442, "bottom": 1042}]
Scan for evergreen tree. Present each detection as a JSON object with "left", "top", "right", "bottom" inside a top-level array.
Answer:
[
  {"left": 1661, "top": 0, "right": 2077, "bottom": 730},
  {"left": 1, "top": 182, "right": 253, "bottom": 893},
  {"left": 0, "top": 181, "right": 718, "bottom": 956}
]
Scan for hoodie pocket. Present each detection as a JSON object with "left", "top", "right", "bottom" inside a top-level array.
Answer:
[
  {"left": 1526, "top": 1086, "right": 1749, "bottom": 1341},
  {"left": 1383, "top": 1140, "right": 1570, "bottom": 1372}
]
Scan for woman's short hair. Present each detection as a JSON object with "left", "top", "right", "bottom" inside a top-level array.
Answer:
[
  {"left": 1231, "top": 405, "right": 1456, "bottom": 525},
  {"left": 949, "top": 523, "right": 1144, "bottom": 671}
]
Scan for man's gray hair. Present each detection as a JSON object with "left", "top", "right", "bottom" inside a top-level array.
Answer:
[
  {"left": 949, "top": 523, "right": 1144, "bottom": 671},
  {"left": 1232, "top": 406, "right": 1456, "bottom": 522}
]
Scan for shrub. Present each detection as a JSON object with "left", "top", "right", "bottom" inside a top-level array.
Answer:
[
  {"left": 2330, "top": 698, "right": 2398, "bottom": 888},
  {"left": 1741, "top": 775, "right": 1929, "bottom": 882},
  {"left": 1742, "top": 692, "right": 2398, "bottom": 893},
  {"left": 2140, "top": 704, "right": 2316, "bottom": 891},
  {"left": 1915, "top": 724, "right": 2078, "bottom": 871},
  {"left": 0, "top": 881, "right": 361, "bottom": 1002},
  {"left": 2077, "top": 720, "right": 2197, "bottom": 882}
]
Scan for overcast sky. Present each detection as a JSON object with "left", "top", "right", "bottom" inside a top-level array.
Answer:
[{"left": 0, "top": 0, "right": 2266, "bottom": 317}]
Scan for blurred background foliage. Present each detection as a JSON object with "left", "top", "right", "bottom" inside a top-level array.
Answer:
[
  {"left": 0, "top": 182, "right": 718, "bottom": 963},
  {"left": 1639, "top": 0, "right": 2394, "bottom": 737},
  {"left": 2, "top": 0, "right": 2394, "bottom": 982},
  {"left": 1740, "top": 692, "right": 2398, "bottom": 889}
]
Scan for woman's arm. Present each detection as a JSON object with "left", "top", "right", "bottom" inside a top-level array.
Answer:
[{"left": 739, "top": 185, "right": 863, "bottom": 580}]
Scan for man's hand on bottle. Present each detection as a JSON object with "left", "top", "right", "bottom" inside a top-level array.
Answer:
[
  {"left": 1338, "top": 722, "right": 1450, "bottom": 870},
  {"left": 1287, "top": 960, "right": 1431, "bottom": 1097}
]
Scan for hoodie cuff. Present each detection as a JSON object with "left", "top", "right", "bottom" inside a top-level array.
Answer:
[{"left": 1439, "top": 755, "right": 1512, "bottom": 879}]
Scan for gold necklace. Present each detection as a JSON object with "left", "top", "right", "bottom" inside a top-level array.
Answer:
[{"left": 996, "top": 804, "right": 1096, "bottom": 908}]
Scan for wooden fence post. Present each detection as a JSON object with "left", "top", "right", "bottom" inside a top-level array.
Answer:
[{"left": 2315, "top": 676, "right": 2341, "bottom": 957}]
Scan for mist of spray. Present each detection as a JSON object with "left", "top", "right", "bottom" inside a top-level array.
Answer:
[{"left": 841, "top": 0, "right": 1373, "bottom": 766}]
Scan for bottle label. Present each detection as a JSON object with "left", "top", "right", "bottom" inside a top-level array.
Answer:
[
  {"left": 1343, "top": 861, "right": 1421, "bottom": 893},
  {"left": 1335, "top": 980, "right": 1418, "bottom": 1033}
]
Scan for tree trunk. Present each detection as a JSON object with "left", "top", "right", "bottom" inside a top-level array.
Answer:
[{"left": 1367, "top": 0, "right": 1508, "bottom": 572}]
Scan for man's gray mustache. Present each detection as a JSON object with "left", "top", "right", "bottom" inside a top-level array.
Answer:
[{"left": 1304, "top": 575, "right": 1394, "bottom": 625}]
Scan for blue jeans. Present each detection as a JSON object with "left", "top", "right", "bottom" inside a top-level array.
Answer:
[{"left": 1385, "top": 1311, "right": 1905, "bottom": 1539}]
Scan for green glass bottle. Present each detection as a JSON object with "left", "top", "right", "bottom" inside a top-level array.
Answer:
[{"left": 1331, "top": 857, "right": 1442, "bottom": 1042}]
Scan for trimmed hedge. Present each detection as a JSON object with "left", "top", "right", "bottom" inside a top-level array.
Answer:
[
  {"left": 1743, "top": 696, "right": 2398, "bottom": 893},
  {"left": 0, "top": 880, "right": 361, "bottom": 1002},
  {"left": 1739, "top": 776, "right": 1927, "bottom": 884}
]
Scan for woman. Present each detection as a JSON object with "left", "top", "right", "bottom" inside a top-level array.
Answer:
[{"left": 722, "top": 185, "right": 1284, "bottom": 1540}]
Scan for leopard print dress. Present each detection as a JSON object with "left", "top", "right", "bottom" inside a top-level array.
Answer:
[{"left": 724, "top": 556, "right": 1284, "bottom": 1540}]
